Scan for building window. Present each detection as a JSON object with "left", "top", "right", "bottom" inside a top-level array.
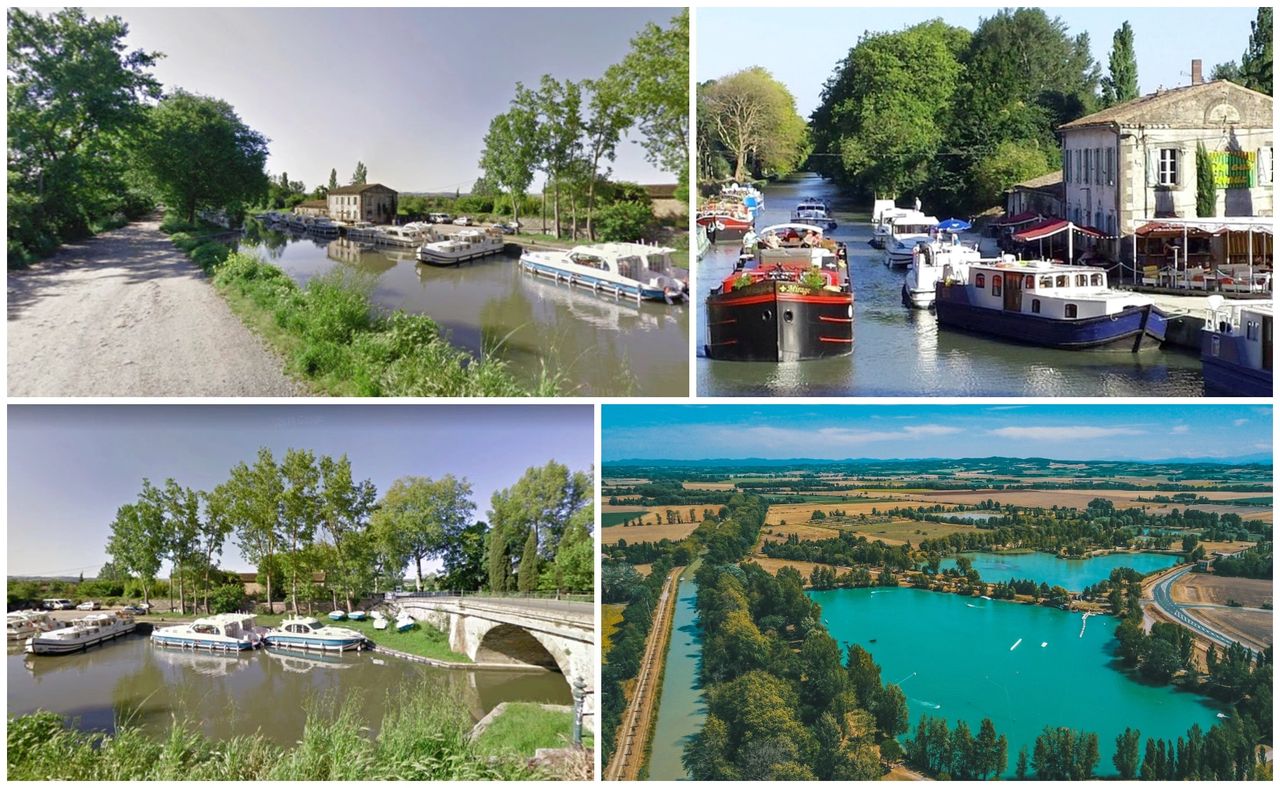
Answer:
[
  {"left": 1031, "top": 299, "right": 1041, "bottom": 314},
  {"left": 1076, "top": 150, "right": 1083, "bottom": 183},
  {"left": 1065, "top": 303, "right": 1078, "bottom": 318},
  {"left": 1064, "top": 149, "right": 1072, "bottom": 183},
  {"left": 992, "top": 275, "right": 1002, "bottom": 296},
  {"left": 1083, "top": 149, "right": 1091, "bottom": 184},
  {"left": 975, "top": 273, "right": 986, "bottom": 288},
  {"left": 1158, "top": 148, "right": 1180, "bottom": 186},
  {"left": 1106, "top": 148, "right": 1115, "bottom": 185}
]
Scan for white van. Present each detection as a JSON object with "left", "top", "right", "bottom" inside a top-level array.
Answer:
[{"left": 42, "top": 598, "right": 74, "bottom": 610}]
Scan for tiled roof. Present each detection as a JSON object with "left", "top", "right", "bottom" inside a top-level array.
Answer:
[{"left": 328, "top": 183, "right": 395, "bottom": 196}]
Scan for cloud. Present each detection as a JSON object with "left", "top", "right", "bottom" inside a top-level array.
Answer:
[
  {"left": 1171, "top": 425, "right": 1190, "bottom": 434},
  {"left": 988, "top": 426, "right": 1145, "bottom": 441},
  {"left": 1233, "top": 418, "right": 1249, "bottom": 427}
]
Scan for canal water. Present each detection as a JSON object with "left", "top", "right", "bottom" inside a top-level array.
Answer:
[
  {"left": 811, "top": 588, "right": 1222, "bottom": 777},
  {"left": 646, "top": 577, "right": 704, "bottom": 781},
  {"left": 696, "top": 174, "right": 1204, "bottom": 396},
  {"left": 939, "top": 551, "right": 1182, "bottom": 591},
  {"left": 239, "top": 226, "right": 689, "bottom": 396},
  {"left": 8, "top": 637, "right": 570, "bottom": 745}
]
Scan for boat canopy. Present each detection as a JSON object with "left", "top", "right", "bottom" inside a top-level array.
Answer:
[{"left": 1013, "top": 218, "right": 1103, "bottom": 243}]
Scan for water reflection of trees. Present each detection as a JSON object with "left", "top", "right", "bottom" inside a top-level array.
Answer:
[{"left": 239, "top": 218, "right": 289, "bottom": 259}]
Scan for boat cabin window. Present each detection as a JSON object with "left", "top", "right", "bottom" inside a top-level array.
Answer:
[
  {"left": 1056, "top": 275, "right": 1068, "bottom": 287},
  {"left": 1031, "top": 299, "right": 1041, "bottom": 314},
  {"left": 1247, "top": 320, "right": 1259, "bottom": 340},
  {"left": 1065, "top": 303, "right": 1078, "bottom": 318},
  {"left": 569, "top": 253, "right": 609, "bottom": 271},
  {"left": 975, "top": 273, "right": 986, "bottom": 288},
  {"left": 193, "top": 623, "right": 217, "bottom": 635},
  {"left": 1075, "top": 274, "right": 1087, "bottom": 287},
  {"left": 991, "top": 275, "right": 1002, "bottom": 296},
  {"left": 1024, "top": 275, "right": 1035, "bottom": 288},
  {"left": 1040, "top": 276, "right": 1054, "bottom": 289},
  {"left": 1090, "top": 273, "right": 1103, "bottom": 286}
]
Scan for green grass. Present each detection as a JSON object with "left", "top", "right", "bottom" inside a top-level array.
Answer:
[
  {"left": 7, "top": 683, "right": 544, "bottom": 780},
  {"left": 473, "top": 703, "right": 591, "bottom": 758},
  {"left": 339, "top": 616, "right": 471, "bottom": 663},
  {"left": 602, "top": 510, "right": 649, "bottom": 527}
]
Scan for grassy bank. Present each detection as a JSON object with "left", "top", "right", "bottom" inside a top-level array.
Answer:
[
  {"left": 7, "top": 684, "right": 545, "bottom": 780},
  {"left": 474, "top": 703, "right": 592, "bottom": 758},
  {"left": 341, "top": 617, "right": 471, "bottom": 663},
  {"left": 159, "top": 218, "right": 554, "bottom": 396}
]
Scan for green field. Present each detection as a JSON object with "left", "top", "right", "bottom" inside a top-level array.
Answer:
[{"left": 602, "top": 510, "right": 648, "bottom": 526}]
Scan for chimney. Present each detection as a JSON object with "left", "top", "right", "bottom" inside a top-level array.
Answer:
[{"left": 1191, "top": 59, "right": 1204, "bottom": 85}]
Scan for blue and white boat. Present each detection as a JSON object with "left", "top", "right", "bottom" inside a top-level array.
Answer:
[
  {"left": 394, "top": 613, "right": 417, "bottom": 633},
  {"left": 264, "top": 617, "right": 365, "bottom": 652},
  {"left": 1201, "top": 297, "right": 1272, "bottom": 396},
  {"left": 519, "top": 243, "right": 685, "bottom": 303},
  {"left": 791, "top": 197, "right": 837, "bottom": 230},
  {"left": 934, "top": 259, "right": 1168, "bottom": 350},
  {"left": 348, "top": 610, "right": 368, "bottom": 621},
  {"left": 902, "top": 238, "right": 983, "bottom": 309},
  {"left": 328, "top": 610, "right": 347, "bottom": 621},
  {"left": 150, "top": 613, "right": 267, "bottom": 652}
]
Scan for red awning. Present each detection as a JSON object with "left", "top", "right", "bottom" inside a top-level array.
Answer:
[
  {"left": 1134, "top": 221, "right": 1218, "bottom": 238},
  {"left": 1013, "top": 219, "right": 1103, "bottom": 243},
  {"left": 996, "top": 210, "right": 1042, "bottom": 226}
]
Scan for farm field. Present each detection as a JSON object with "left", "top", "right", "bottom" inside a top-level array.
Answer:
[
  {"left": 848, "top": 519, "right": 977, "bottom": 545},
  {"left": 904, "top": 488, "right": 1271, "bottom": 510},
  {"left": 759, "top": 523, "right": 846, "bottom": 544},
  {"left": 1172, "top": 574, "right": 1273, "bottom": 608},
  {"left": 1141, "top": 503, "right": 1273, "bottom": 523},
  {"left": 602, "top": 603, "right": 625, "bottom": 661},
  {"left": 765, "top": 500, "right": 926, "bottom": 525},
  {"left": 745, "top": 555, "right": 855, "bottom": 582},
  {"left": 602, "top": 521, "right": 700, "bottom": 545},
  {"left": 602, "top": 509, "right": 648, "bottom": 527},
  {"left": 1188, "top": 607, "right": 1272, "bottom": 651}
]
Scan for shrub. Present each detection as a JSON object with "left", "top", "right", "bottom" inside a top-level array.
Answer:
[
  {"left": 160, "top": 215, "right": 199, "bottom": 234},
  {"left": 594, "top": 200, "right": 654, "bottom": 242},
  {"left": 189, "top": 241, "right": 231, "bottom": 272},
  {"left": 209, "top": 584, "right": 246, "bottom": 614}
]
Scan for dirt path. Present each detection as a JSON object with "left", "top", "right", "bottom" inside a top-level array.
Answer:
[
  {"left": 8, "top": 220, "right": 301, "bottom": 396},
  {"left": 604, "top": 567, "right": 681, "bottom": 781}
]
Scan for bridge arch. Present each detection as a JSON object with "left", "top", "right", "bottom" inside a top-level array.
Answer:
[{"left": 474, "top": 622, "right": 563, "bottom": 672}]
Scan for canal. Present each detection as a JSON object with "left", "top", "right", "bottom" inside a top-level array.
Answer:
[
  {"left": 696, "top": 173, "right": 1204, "bottom": 396},
  {"left": 811, "top": 587, "right": 1223, "bottom": 777},
  {"left": 239, "top": 225, "right": 689, "bottom": 396},
  {"left": 939, "top": 551, "right": 1183, "bottom": 591},
  {"left": 646, "top": 577, "right": 704, "bottom": 780},
  {"left": 8, "top": 637, "right": 570, "bottom": 745}
]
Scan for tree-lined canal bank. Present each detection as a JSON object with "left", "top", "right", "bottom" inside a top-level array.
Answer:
[
  {"left": 645, "top": 575, "right": 705, "bottom": 780},
  {"left": 810, "top": 587, "right": 1224, "bottom": 777}
]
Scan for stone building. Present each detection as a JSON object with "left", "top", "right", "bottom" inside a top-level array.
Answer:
[
  {"left": 294, "top": 199, "right": 329, "bottom": 217},
  {"left": 1058, "top": 60, "right": 1273, "bottom": 259},
  {"left": 327, "top": 183, "right": 398, "bottom": 223},
  {"left": 1004, "top": 171, "right": 1064, "bottom": 219}
]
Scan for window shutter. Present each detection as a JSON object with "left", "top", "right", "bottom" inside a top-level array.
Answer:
[
  {"left": 1064, "top": 149, "right": 1071, "bottom": 183},
  {"left": 1146, "top": 149, "right": 1158, "bottom": 187},
  {"left": 1258, "top": 147, "right": 1272, "bottom": 184}
]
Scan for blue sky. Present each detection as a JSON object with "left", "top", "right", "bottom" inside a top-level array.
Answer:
[
  {"left": 88, "top": 6, "right": 678, "bottom": 192},
  {"left": 699, "top": 6, "right": 1266, "bottom": 117},
  {"left": 8, "top": 405, "right": 593, "bottom": 577},
  {"left": 603, "top": 404, "right": 1273, "bottom": 462}
]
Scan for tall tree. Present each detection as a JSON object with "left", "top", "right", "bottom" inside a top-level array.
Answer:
[
  {"left": 699, "top": 67, "right": 808, "bottom": 182},
  {"left": 155, "top": 479, "right": 201, "bottom": 614},
  {"left": 1239, "top": 7, "right": 1273, "bottom": 96},
  {"left": 316, "top": 454, "right": 377, "bottom": 610},
  {"left": 1196, "top": 141, "right": 1217, "bottom": 218},
  {"left": 278, "top": 448, "right": 321, "bottom": 614},
  {"left": 1101, "top": 22, "right": 1139, "bottom": 107},
  {"left": 535, "top": 76, "right": 583, "bottom": 239},
  {"left": 219, "top": 448, "right": 284, "bottom": 613},
  {"left": 195, "top": 488, "right": 233, "bottom": 613},
  {"left": 478, "top": 101, "right": 540, "bottom": 226},
  {"left": 614, "top": 10, "right": 689, "bottom": 196},
  {"left": 351, "top": 160, "right": 368, "bottom": 185},
  {"left": 438, "top": 520, "right": 490, "bottom": 592},
  {"left": 1114, "top": 727, "right": 1142, "bottom": 779},
  {"left": 7, "top": 8, "right": 161, "bottom": 258},
  {"left": 370, "top": 475, "right": 474, "bottom": 591},
  {"left": 105, "top": 499, "right": 164, "bottom": 607},
  {"left": 327, "top": 168, "right": 338, "bottom": 190},
  {"left": 133, "top": 91, "right": 268, "bottom": 223},
  {"left": 581, "top": 71, "right": 633, "bottom": 239},
  {"left": 517, "top": 526, "right": 540, "bottom": 592}
]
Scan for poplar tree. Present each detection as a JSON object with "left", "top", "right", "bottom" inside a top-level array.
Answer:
[
  {"left": 1101, "top": 21, "right": 1138, "bottom": 106},
  {"left": 328, "top": 168, "right": 338, "bottom": 190},
  {"left": 1239, "top": 7, "right": 1273, "bottom": 96}
]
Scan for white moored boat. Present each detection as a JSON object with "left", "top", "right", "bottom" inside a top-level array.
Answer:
[
  {"left": 417, "top": 227, "right": 505, "bottom": 266},
  {"left": 884, "top": 213, "right": 939, "bottom": 267},
  {"left": 374, "top": 225, "right": 429, "bottom": 247},
  {"left": 25, "top": 611, "right": 136, "bottom": 655},
  {"left": 902, "top": 239, "right": 983, "bottom": 309},
  {"left": 519, "top": 242, "right": 685, "bottom": 303},
  {"left": 791, "top": 197, "right": 837, "bottom": 230},
  {"left": 264, "top": 617, "right": 365, "bottom": 652},
  {"left": 7, "top": 611, "right": 66, "bottom": 641},
  {"left": 150, "top": 613, "right": 268, "bottom": 652}
]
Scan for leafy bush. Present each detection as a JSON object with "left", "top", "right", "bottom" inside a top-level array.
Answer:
[
  {"left": 593, "top": 200, "right": 654, "bottom": 242},
  {"left": 209, "top": 583, "right": 246, "bottom": 613},
  {"left": 189, "top": 241, "right": 232, "bottom": 272}
]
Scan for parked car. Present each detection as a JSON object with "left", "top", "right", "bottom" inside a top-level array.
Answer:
[
  {"left": 42, "top": 598, "right": 74, "bottom": 610},
  {"left": 497, "top": 221, "right": 521, "bottom": 234},
  {"left": 76, "top": 600, "right": 101, "bottom": 611},
  {"left": 429, "top": 213, "right": 454, "bottom": 224},
  {"left": 121, "top": 604, "right": 148, "bottom": 615},
  {"left": 453, "top": 216, "right": 471, "bottom": 226}
]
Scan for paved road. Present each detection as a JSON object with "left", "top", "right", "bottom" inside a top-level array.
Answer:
[
  {"left": 1151, "top": 566, "right": 1259, "bottom": 654},
  {"left": 604, "top": 567, "right": 681, "bottom": 781},
  {"left": 8, "top": 219, "right": 300, "bottom": 396}
]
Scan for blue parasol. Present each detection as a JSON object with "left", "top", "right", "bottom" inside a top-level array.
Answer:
[{"left": 936, "top": 218, "right": 972, "bottom": 232}]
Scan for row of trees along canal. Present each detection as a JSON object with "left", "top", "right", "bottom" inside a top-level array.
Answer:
[
  {"left": 9, "top": 454, "right": 591, "bottom": 614},
  {"left": 7, "top": 7, "right": 686, "bottom": 267},
  {"left": 605, "top": 492, "right": 1272, "bottom": 779},
  {"left": 696, "top": 7, "right": 1272, "bottom": 214}
]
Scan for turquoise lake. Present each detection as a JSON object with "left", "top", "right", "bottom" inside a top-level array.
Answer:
[
  {"left": 810, "top": 588, "right": 1223, "bottom": 776},
  {"left": 939, "top": 551, "right": 1182, "bottom": 591},
  {"left": 646, "top": 577, "right": 705, "bottom": 780}
]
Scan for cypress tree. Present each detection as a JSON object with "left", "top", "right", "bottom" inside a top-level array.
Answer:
[
  {"left": 1195, "top": 142, "right": 1217, "bottom": 218},
  {"left": 1240, "top": 8, "right": 1273, "bottom": 96},
  {"left": 517, "top": 527, "right": 539, "bottom": 592},
  {"left": 328, "top": 168, "right": 338, "bottom": 190}
]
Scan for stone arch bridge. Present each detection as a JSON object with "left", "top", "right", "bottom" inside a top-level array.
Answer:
[{"left": 391, "top": 594, "right": 595, "bottom": 720}]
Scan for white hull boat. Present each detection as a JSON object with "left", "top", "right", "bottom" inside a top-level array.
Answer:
[
  {"left": 903, "top": 240, "right": 983, "bottom": 308},
  {"left": 265, "top": 617, "right": 365, "bottom": 652},
  {"left": 151, "top": 613, "right": 268, "bottom": 652},
  {"left": 25, "top": 611, "right": 136, "bottom": 655},
  {"left": 417, "top": 227, "right": 505, "bottom": 265},
  {"left": 520, "top": 242, "right": 685, "bottom": 303}
]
